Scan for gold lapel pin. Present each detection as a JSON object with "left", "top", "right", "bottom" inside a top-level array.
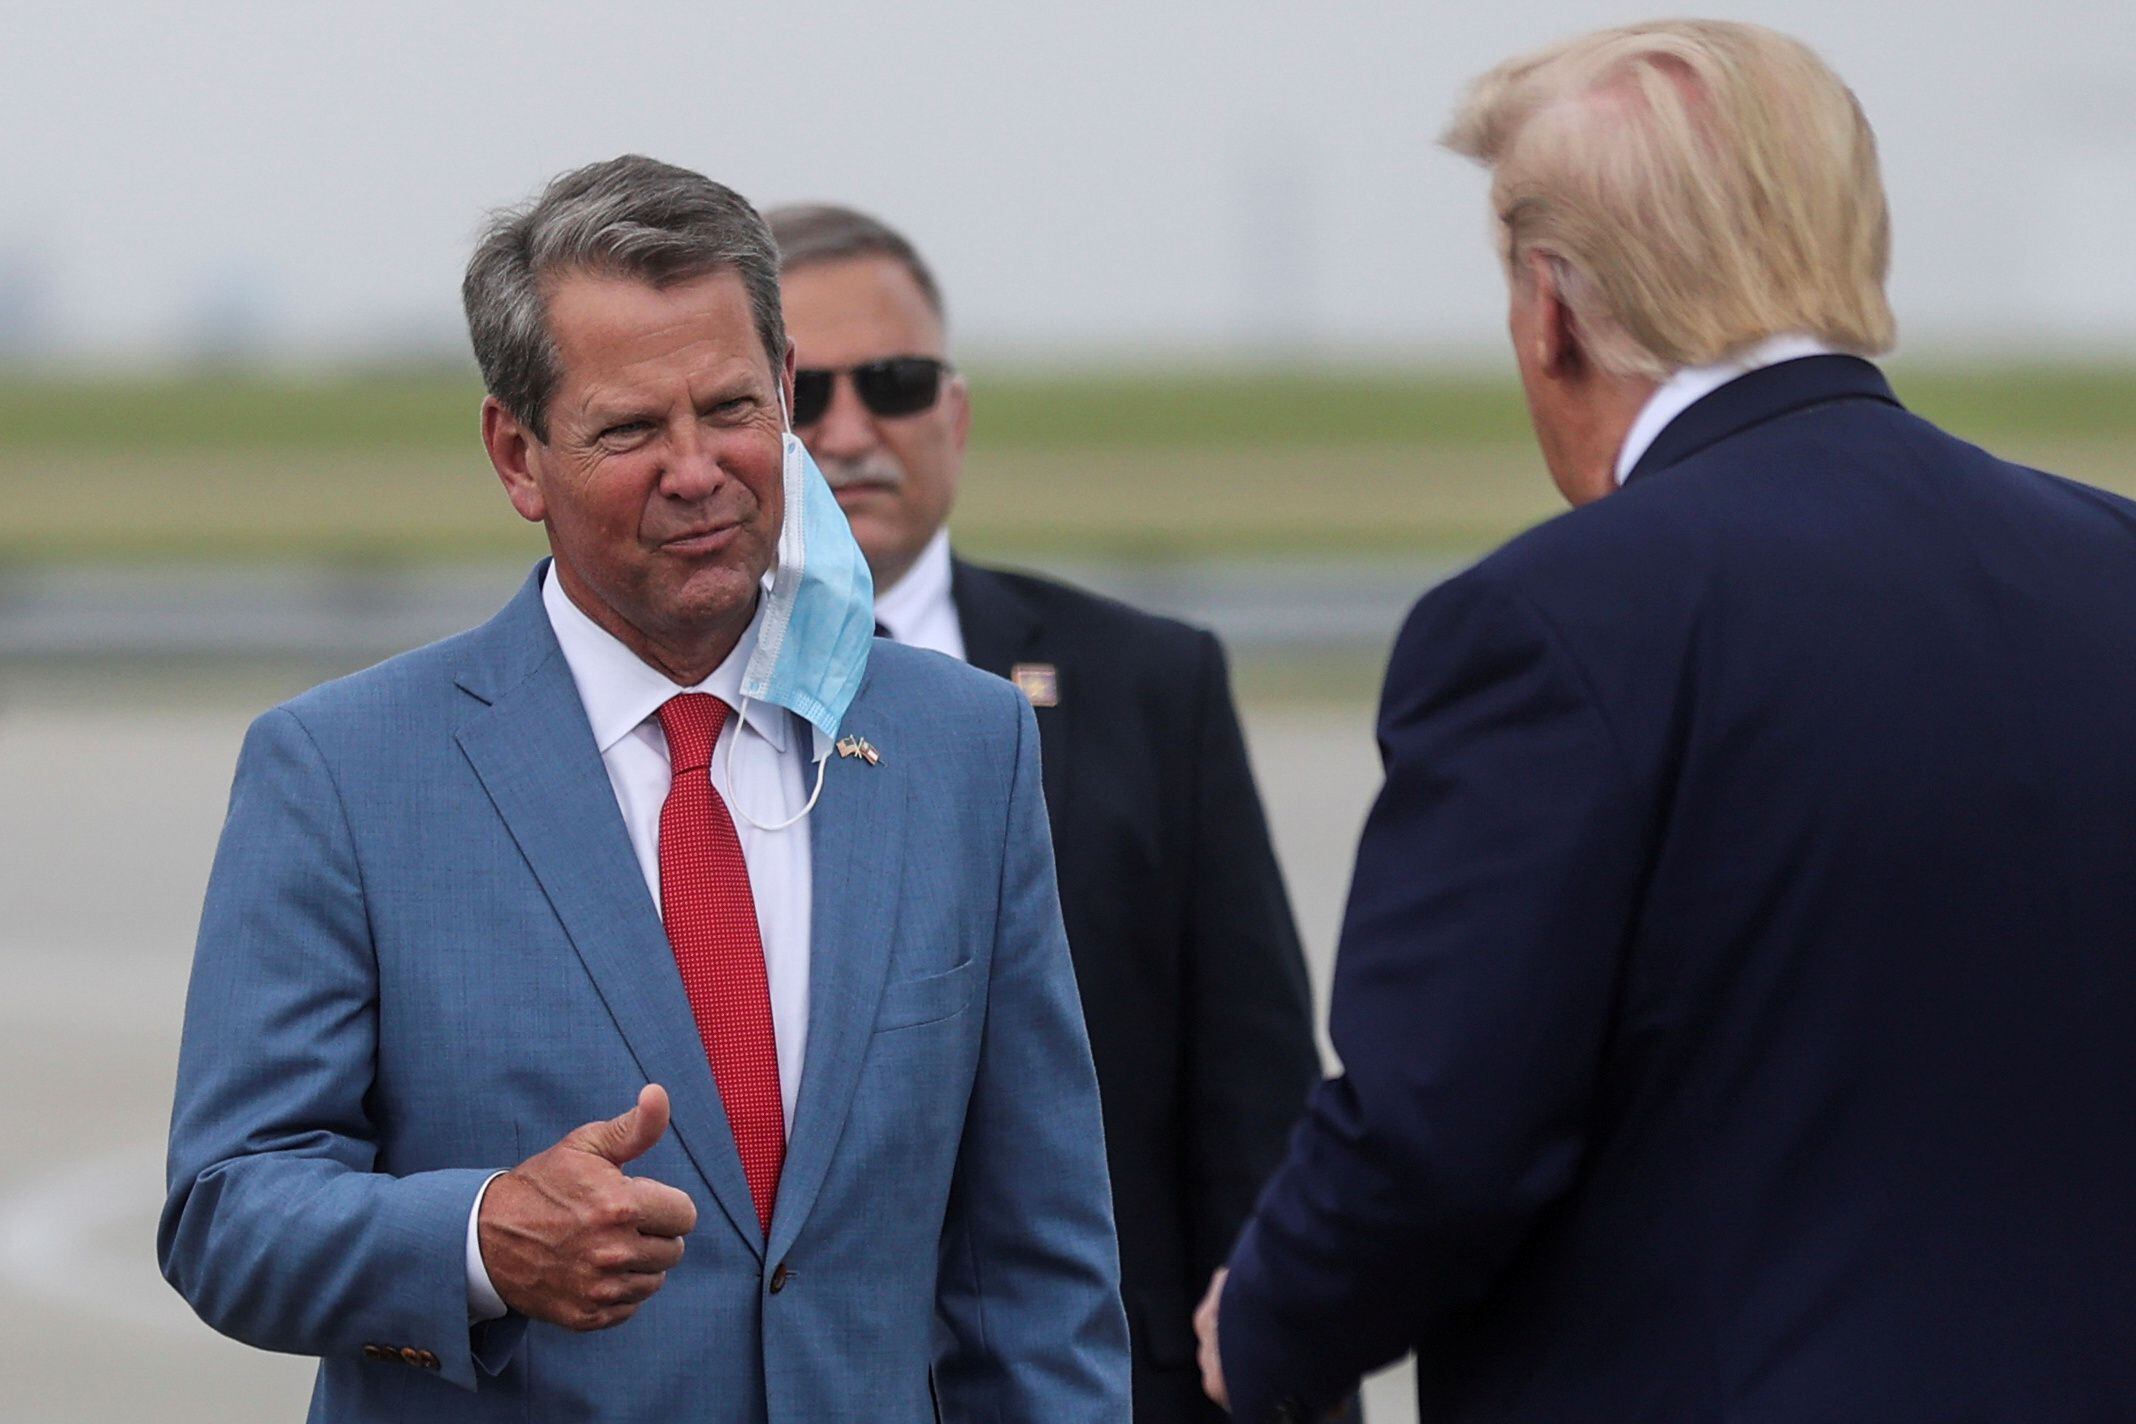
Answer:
[{"left": 1011, "top": 662, "right": 1060, "bottom": 708}]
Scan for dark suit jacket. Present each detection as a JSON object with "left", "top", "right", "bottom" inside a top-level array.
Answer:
[
  {"left": 951, "top": 559, "right": 1323, "bottom": 1423},
  {"left": 1220, "top": 357, "right": 2136, "bottom": 1423}
]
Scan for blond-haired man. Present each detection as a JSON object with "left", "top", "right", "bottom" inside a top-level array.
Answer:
[{"left": 1195, "top": 21, "right": 2136, "bottom": 1424}]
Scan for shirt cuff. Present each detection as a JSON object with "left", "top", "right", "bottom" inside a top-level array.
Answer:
[{"left": 466, "top": 1171, "right": 511, "bottom": 1322}]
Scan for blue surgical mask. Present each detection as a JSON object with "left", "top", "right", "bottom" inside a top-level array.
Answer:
[{"left": 726, "top": 402, "right": 876, "bottom": 830}]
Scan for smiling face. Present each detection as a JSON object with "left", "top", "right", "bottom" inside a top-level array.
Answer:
[
  {"left": 779, "top": 255, "right": 968, "bottom": 593},
  {"left": 481, "top": 267, "right": 793, "bottom": 683}
]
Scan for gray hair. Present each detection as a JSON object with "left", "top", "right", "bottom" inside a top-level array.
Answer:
[
  {"left": 763, "top": 203, "right": 946, "bottom": 323},
  {"left": 463, "top": 155, "right": 788, "bottom": 441}
]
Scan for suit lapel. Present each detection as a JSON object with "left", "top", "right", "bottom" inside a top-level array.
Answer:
[
  {"left": 769, "top": 683, "right": 908, "bottom": 1260},
  {"left": 952, "top": 558, "right": 1073, "bottom": 823},
  {"left": 951, "top": 558, "right": 1038, "bottom": 677},
  {"left": 451, "top": 573, "right": 768, "bottom": 1258}
]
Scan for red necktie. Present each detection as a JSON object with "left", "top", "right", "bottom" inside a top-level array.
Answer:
[{"left": 655, "top": 693, "right": 784, "bottom": 1237}]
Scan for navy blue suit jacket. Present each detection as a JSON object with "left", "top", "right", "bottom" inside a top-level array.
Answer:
[{"left": 1221, "top": 357, "right": 2136, "bottom": 1423}]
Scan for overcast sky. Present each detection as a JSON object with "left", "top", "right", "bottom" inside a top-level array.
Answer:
[{"left": 5, "top": 0, "right": 2133, "bottom": 364}]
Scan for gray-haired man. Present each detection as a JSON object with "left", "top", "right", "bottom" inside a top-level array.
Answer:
[{"left": 162, "top": 155, "right": 1130, "bottom": 1423}]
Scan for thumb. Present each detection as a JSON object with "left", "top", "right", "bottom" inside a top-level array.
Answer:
[{"left": 572, "top": 1083, "right": 671, "bottom": 1166}]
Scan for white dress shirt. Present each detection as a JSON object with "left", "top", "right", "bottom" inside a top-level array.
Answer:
[
  {"left": 872, "top": 527, "right": 966, "bottom": 661},
  {"left": 1614, "top": 334, "right": 1842, "bottom": 486},
  {"left": 467, "top": 567, "right": 817, "bottom": 1320}
]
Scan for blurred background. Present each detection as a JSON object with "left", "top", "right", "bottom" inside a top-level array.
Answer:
[{"left": 2, "top": 1, "right": 2130, "bottom": 1418}]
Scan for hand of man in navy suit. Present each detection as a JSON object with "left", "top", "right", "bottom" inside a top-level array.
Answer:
[{"left": 1194, "top": 1268, "right": 1229, "bottom": 1410}]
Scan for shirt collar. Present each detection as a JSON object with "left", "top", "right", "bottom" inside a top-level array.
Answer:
[
  {"left": 1614, "top": 334, "right": 1842, "bottom": 486},
  {"left": 541, "top": 563, "right": 790, "bottom": 755},
  {"left": 871, "top": 525, "right": 954, "bottom": 642}
]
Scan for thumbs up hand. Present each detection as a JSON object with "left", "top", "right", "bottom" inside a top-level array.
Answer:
[{"left": 477, "top": 1084, "right": 701, "bottom": 1331}]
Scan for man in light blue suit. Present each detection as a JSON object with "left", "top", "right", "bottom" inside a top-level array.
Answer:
[{"left": 160, "top": 155, "right": 1130, "bottom": 1422}]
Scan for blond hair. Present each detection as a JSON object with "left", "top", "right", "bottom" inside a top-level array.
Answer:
[{"left": 1444, "top": 19, "right": 1895, "bottom": 378}]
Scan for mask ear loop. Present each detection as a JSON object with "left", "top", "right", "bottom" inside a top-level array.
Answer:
[
  {"left": 720, "top": 375, "right": 832, "bottom": 833},
  {"left": 722, "top": 695, "right": 831, "bottom": 837}
]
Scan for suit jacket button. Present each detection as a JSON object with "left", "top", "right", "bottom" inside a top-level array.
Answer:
[
  {"left": 769, "top": 1262, "right": 791, "bottom": 1294},
  {"left": 361, "top": 1344, "right": 386, "bottom": 1361},
  {"left": 399, "top": 1346, "right": 424, "bottom": 1367},
  {"left": 417, "top": 1349, "right": 440, "bottom": 1370}
]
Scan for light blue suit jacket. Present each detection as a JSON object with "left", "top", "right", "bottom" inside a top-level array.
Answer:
[{"left": 160, "top": 566, "right": 1130, "bottom": 1422}]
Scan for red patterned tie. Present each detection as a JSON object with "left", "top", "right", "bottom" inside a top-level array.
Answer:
[{"left": 655, "top": 693, "right": 784, "bottom": 1237}]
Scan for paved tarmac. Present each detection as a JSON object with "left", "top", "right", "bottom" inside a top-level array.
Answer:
[{"left": 0, "top": 666, "right": 1417, "bottom": 1422}]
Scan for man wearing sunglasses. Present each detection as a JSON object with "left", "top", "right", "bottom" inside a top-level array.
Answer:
[{"left": 769, "top": 204, "right": 1325, "bottom": 1424}]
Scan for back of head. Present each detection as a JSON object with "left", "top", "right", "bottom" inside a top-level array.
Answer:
[
  {"left": 1444, "top": 19, "right": 1895, "bottom": 378},
  {"left": 463, "top": 155, "right": 787, "bottom": 440},
  {"left": 763, "top": 202, "right": 947, "bottom": 324}
]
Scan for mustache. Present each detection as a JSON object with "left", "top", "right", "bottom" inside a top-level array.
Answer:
[{"left": 816, "top": 456, "right": 905, "bottom": 492}]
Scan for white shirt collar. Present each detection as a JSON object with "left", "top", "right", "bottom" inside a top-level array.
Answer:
[
  {"left": 1614, "top": 334, "right": 1842, "bottom": 486},
  {"left": 872, "top": 526, "right": 955, "bottom": 643},
  {"left": 541, "top": 563, "right": 790, "bottom": 755}
]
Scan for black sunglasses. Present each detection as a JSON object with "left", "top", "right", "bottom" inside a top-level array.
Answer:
[{"left": 792, "top": 356, "right": 952, "bottom": 426}]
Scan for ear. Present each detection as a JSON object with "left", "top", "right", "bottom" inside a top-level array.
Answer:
[
  {"left": 481, "top": 396, "right": 547, "bottom": 524},
  {"left": 1521, "top": 251, "right": 1586, "bottom": 382}
]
